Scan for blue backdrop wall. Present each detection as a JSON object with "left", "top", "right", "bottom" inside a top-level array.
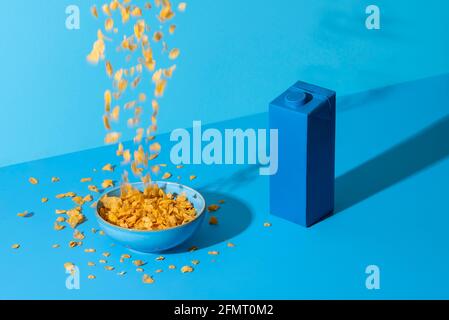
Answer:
[{"left": 1, "top": 0, "right": 448, "bottom": 167}]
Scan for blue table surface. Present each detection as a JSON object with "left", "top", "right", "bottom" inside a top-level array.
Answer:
[{"left": 1, "top": 73, "right": 449, "bottom": 299}]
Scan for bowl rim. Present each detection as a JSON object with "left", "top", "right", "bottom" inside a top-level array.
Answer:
[{"left": 95, "top": 181, "right": 206, "bottom": 233}]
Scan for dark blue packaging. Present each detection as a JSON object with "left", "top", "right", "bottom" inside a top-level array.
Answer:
[{"left": 269, "top": 81, "right": 336, "bottom": 227}]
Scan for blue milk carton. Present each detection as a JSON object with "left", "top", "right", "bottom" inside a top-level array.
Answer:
[{"left": 269, "top": 81, "right": 336, "bottom": 227}]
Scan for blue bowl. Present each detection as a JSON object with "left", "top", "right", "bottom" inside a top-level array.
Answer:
[{"left": 95, "top": 181, "right": 206, "bottom": 253}]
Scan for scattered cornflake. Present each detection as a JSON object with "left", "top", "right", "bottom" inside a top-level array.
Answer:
[
  {"left": 99, "top": 259, "right": 107, "bottom": 264},
  {"left": 102, "top": 252, "right": 111, "bottom": 257},
  {"left": 121, "top": 253, "right": 131, "bottom": 259},
  {"left": 72, "top": 196, "right": 85, "bottom": 206},
  {"left": 104, "top": 266, "right": 115, "bottom": 271},
  {"left": 54, "top": 222, "right": 65, "bottom": 231},
  {"left": 181, "top": 266, "right": 193, "bottom": 273},
  {"left": 67, "top": 208, "right": 85, "bottom": 228},
  {"left": 209, "top": 216, "right": 218, "bottom": 225},
  {"left": 133, "top": 260, "right": 146, "bottom": 266},
  {"left": 176, "top": 165, "right": 183, "bottom": 169},
  {"left": 73, "top": 230, "right": 85, "bottom": 240},
  {"left": 162, "top": 172, "right": 172, "bottom": 179},
  {"left": 169, "top": 24, "right": 176, "bottom": 34},
  {"left": 69, "top": 241, "right": 79, "bottom": 248},
  {"left": 80, "top": 177, "right": 92, "bottom": 183},
  {"left": 263, "top": 222, "right": 272, "bottom": 227},
  {"left": 52, "top": 244, "right": 60, "bottom": 249},
  {"left": 142, "top": 274, "right": 154, "bottom": 284},
  {"left": 88, "top": 185, "right": 100, "bottom": 193},
  {"left": 29, "top": 177, "right": 38, "bottom": 185},
  {"left": 227, "top": 242, "right": 235, "bottom": 248},
  {"left": 191, "top": 260, "right": 200, "bottom": 265},
  {"left": 208, "top": 251, "right": 219, "bottom": 255},
  {"left": 105, "top": 18, "right": 114, "bottom": 31},
  {"left": 178, "top": 2, "right": 187, "bottom": 12},
  {"left": 99, "top": 230, "right": 105, "bottom": 236},
  {"left": 87, "top": 262, "right": 95, "bottom": 266},
  {"left": 168, "top": 48, "right": 180, "bottom": 60},
  {"left": 189, "top": 175, "right": 197, "bottom": 181},
  {"left": 102, "top": 163, "right": 114, "bottom": 172},
  {"left": 56, "top": 217, "right": 65, "bottom": 222},
  {"left": 91, "top": 228, "right": 97, "bottom": 234},
  {"left": 155, "top": 256, "right": 165, "bottom": 261},
  {"left": 41, "top": 197, "right": 49, "bottom": 203},
  {"left": 102, "top": 179, "right": 115, "bottom": 189},
  {"left": 168, "top": 265, "right": 176, "bottom": 269},
  {"left": 188, "top": 246, "right": 198, "bottom": 252},
  {"left": 51, "top": 177, "right": 60, "bottom": 183},
  {"left": 83, "top": 194, "right": 93, "bottom": 202},
  {"left": 155, "top": 269, "right": 163, "bottom": 273},
  {"left": 136, "top": 267, "right": 144, "bottom": 272},
  {"left": 17, "top": 210, "right": 32, "bottom": 218},
  {"left": 55, "top": 209, "right": 66, "bottom": 214},
  {"left": 85, "top": 248, "right": 96, "bottom": 253},
  {"left": 88, "top": 275, "right": 96, "bottom": 280},
  {"left": 218, "top": 200, "right": 225, "bottom": 204},
  {"left": 11, "top": 244, "right": 20, "bottom": 249},
  {"left": 207, "top": 204, "right": 220, "bottom": 212},
  {"left": 117, "top": 271, "right": 127, "bottom": 276}
]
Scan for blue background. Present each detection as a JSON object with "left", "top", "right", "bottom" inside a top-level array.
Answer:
[
  {"left": 1, "top": 0, "right": 449, "bottom": 299},
  {"left": 1, "top": 0, "right": 449, "bottom": 167}
]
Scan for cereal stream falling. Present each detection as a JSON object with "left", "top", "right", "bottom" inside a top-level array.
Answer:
[{"left": 87, "top": 0, "right": 186, "bottom": 183}]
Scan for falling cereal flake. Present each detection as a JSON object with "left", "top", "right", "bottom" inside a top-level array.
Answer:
[
  {"left": 263, "top": 222, "right": 272, "bottom": 227},
  {"left": 29, "top": 177, "right": 38, "bottom": 185},
  {"left": 218, "top": 200, "right": 225, "bottom": 204},
  {"left": 142, "top": 274, "right": 154, "bottom": 284},
  {"left": 99, "top": 259, "right": 107, "bottom": 264},
  {"left": 181, "top": 266, "right": 193, "bottom": 273},
  {"left": 169, "top": 24, "right": 176, "bottom": 34},
  {"left": 189, "top": 175, "right": 197, "bottom": 181},
  {"left": 168, "top": 48, "right": 180, "bottom": 60},
  {"left": 51, "top": 177, "right": 60, "bottom": 183},
  {"left": 153, "top": 31, "right": 163, "bottom": 42},
  {"left": 178, "top": 2, "right": 187, "bottom": 12},
  {"left": 155, "top": 256, "right": 165, "bottom": 261},
  {"left": 104, "top": 266, "right": 115, "bottom": 271},
  {"left": 155, "top": 269, "right": 163, "bottom": 273},
  {"left": 191, "top": 260, "right": 200, "bottom": 265},
  {"left": 11, "top": 244, "right": 20, "bottom": 249},
  {"left": 88, "top": 275, "right": 96, "bottom": 280},
  {"left": 105, "top": 132, "right": 121, "bottom": 144},
  {"left": 136, "top": 267, "right": 144, "bottom": 272},
  {"left": 208, "top": 251, "right": 219, "bottom": 255},
  {"left": 102, "top": 252, "right": 111, "bottom": 257},
  {"left": 121, "top": 254, "right": 131, "bottom": 259},
  {"left": 168, "top": 265, "right": 176, "bottom": 269},
  {"left": 91, "top": 5, "right": 98, "bottom": 18},
  {"left": 41, "top": 197, "right": 49, "bottom": 203},
  {"left": 188, "top": 246, "right": 198, "bottom": 252},
  {"left": 85, "top": 248, "right": 96, "bottom": 253},
  {"left": 227, "top": 242, "right": 235, "bottom": 248},
  {"left": 87, "top": 262, "right": 95, "bottom": 266},
  {"left": 117, "top": 271, "right": 127, "bottom": 276},
  {"left": 52, "top": 244, "right": 60, "bottom": 249},
  {"left": 105, "top": 18, "right": 114, "bottom": 31}
]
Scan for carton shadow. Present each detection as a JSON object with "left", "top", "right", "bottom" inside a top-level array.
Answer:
[
  {"left": 165, "top": 190, "right": 252, "bottom": 253},
  {"left": 335, "top": 115, "right": 449, "bottom": 213}
]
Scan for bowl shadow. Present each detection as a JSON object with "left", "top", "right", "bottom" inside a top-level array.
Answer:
[{"left": 165, "top": 190, "right": 252, "bottom": 254}]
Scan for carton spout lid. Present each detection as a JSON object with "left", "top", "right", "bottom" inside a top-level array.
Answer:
[{"left": 284, "top": 88, "right": 308, "bottom": 108}]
